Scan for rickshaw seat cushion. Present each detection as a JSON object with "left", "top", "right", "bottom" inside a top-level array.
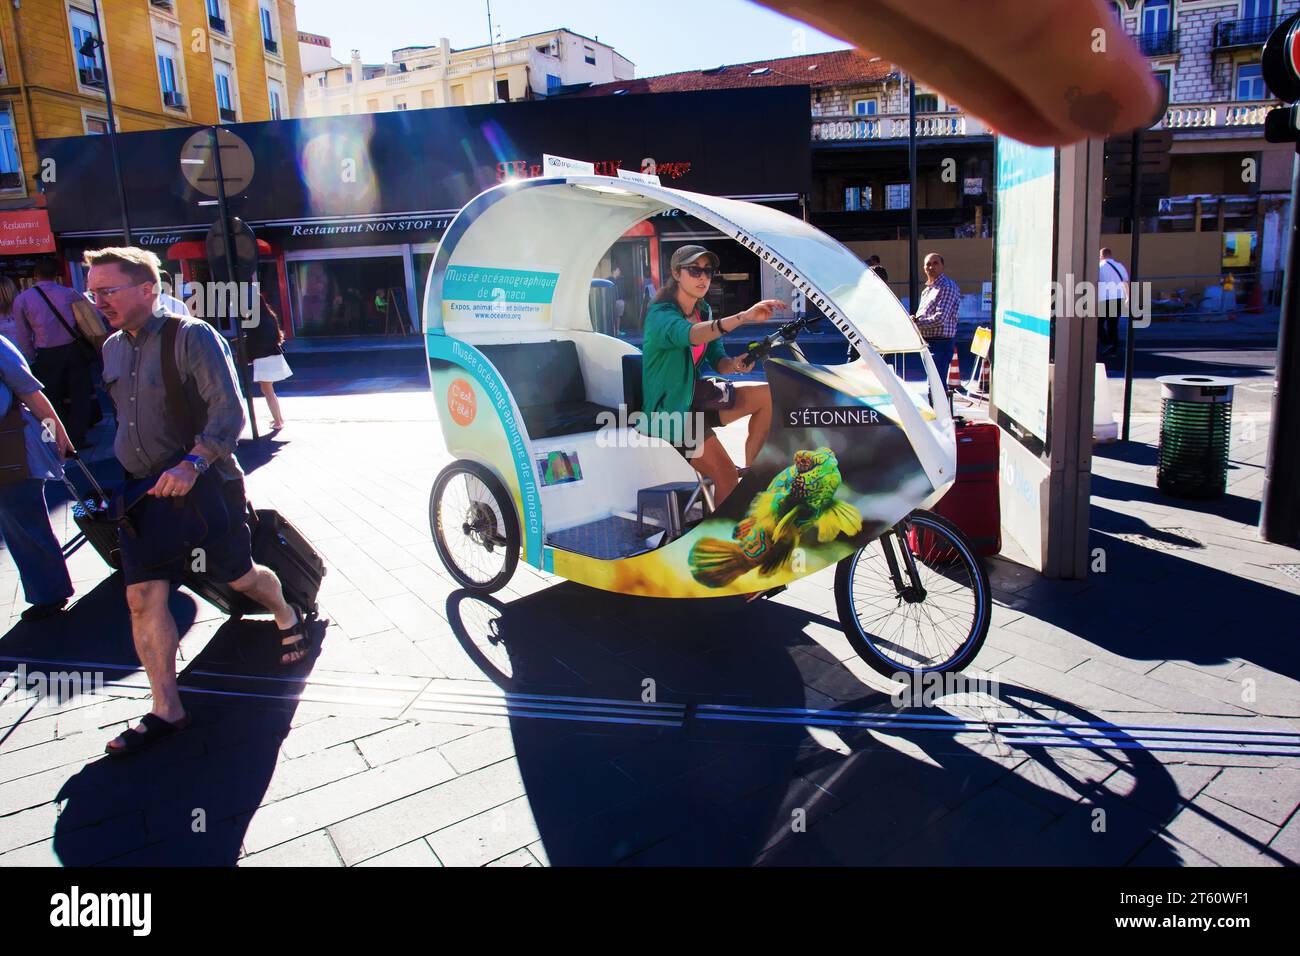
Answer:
[
  {"left": 480, "top": 341, "right": 587, "bottom": 407},
  {"left": 622, "top": 354, "right": 644, "bottom": 413},
  {"left": 478, "top": 341, "right": 615, "bottom": 438},
  {"left": 518, "top": 401, "right": 616, "bottom": 439}
]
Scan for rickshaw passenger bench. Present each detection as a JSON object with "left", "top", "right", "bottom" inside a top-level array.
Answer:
[{"left": 478, "top": 341, "right": 616, "bottom": 439}]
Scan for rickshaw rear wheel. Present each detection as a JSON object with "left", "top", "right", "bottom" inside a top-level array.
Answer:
[
  {"left": 834, "top": 509, "right": 991, "bottom": 678},
  {"left": 429, "top": 460, "right": 520, "bottom": 594}
]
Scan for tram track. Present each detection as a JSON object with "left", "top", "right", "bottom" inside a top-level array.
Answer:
[{"left": 4, "top": 655, "right": 1298, "bottom": 758}]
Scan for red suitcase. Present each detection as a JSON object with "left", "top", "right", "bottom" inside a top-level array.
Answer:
[{"left": 909, "top": 418, "right": 1001, "bottom": 559}]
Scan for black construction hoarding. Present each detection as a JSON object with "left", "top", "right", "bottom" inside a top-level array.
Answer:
[{"left": 38, "top": 85, "right": 812, "bottom": 249}]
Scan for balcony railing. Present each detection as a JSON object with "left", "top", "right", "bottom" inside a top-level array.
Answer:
[
  {"left": 813, "top": 111, "right": 985, "bottom": 142},
  {"left": 219, "top": 106, "right": 237, "bottom": 122},
  {"left": 1136, "top": 29, "right": 1180, "bottom": 57},
  {"left": 0, "top": 171, "right": 22, "bottom": 190},
  {"left": 1214, "top": 16, "right": 1279, "bottom": 49},
  {"left": 1157, "top": 101, "right": 1272, "bottom": 130},
  {"left": 78, "top": 65, "right": 105, "bottom": 88},
  {"left": 263, "top": 36, "right": 278, "bottom": 55},
  {"left": 162, "top": 89, "right": 185, "bottom": 109}
]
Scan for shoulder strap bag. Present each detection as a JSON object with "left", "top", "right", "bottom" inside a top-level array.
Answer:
[{"left": 32, "top": 286, "right": 98, "bottom": 363}]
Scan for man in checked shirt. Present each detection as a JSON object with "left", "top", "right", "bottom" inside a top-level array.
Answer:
[{"left": 912, "top": 253, "right": 962, "bottom": 386}]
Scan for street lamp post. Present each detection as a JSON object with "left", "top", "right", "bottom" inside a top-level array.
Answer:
[
  {"left": 1258, "top": 13, "right": 1300, "bottom": 545},
  {"left": 207, "top": 127, "right": 260, "bottom": 442},
  {"left": 486, "top": 0, "right": 499, "bottom": 103},
  {"left": 86, "top": 0, "right": 132, "bottom": 245},
  {"left": 907, "top": 76, "right": 919, "bottom": 315}
]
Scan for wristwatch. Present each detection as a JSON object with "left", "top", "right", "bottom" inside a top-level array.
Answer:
[{"left": 182, "top": 454, "right": 210, "bottom": 475}]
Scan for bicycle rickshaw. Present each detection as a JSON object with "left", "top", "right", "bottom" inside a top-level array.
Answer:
[{"left": 424, "top": 174, "right": 990, "bottom": 676}]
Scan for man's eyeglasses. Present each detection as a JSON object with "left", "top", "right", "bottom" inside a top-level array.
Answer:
[
  {"left": 85, "top": 283, "right": 142, "bottom": 303},
  {"left": 681, "top": 265, "right": 716, "bottom": 280}
]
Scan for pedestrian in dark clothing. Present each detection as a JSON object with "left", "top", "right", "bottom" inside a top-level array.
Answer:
[
  {"left": 12, "top": 258, "right": 97, "bottom": 449},
  {"left": 0, "top": 335, "right": 75, "bottom": 621},
  {"left": 847, "top": 255, "right": 891, "bottom": 362},
  {"left": 245, "top": 294, "right": 292, "bottom": 431},
  {"left": 607, "top": 266, "right": 627, "bottom": 335}
]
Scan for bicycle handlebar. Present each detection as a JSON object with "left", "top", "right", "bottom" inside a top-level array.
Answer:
[{"left": 745, "top": 314, "right": 819, "bottom": 362}]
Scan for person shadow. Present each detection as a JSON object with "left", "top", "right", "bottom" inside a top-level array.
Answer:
[
  {"left": 3, "top": 436, "right": 319, "bottom": 864},
  {"left": 40, "top": 589, "right": 326, "bottom": 866},
  {"left": 441, "top": 582, "right": 1194, "bottom": 866}
]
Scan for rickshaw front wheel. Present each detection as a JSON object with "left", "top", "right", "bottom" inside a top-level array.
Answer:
[
  {"left": 834, "top": 510, "right": 991, "bottom": 678},
  {"left": 429, "top": 460, "right": 520, "bottom": 593}
]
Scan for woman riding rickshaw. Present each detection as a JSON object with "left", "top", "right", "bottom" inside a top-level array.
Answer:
[{"left": 639, "top": 243, "right": 784, "bottom": 506}]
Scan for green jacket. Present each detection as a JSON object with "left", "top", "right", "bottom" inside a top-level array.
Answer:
[{"left": 640, "top": 298, "right": 726, "bottom": 443}]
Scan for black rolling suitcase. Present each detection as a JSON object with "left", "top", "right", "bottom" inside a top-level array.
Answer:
[
  {"left": 63, "top": 453, "right": 325, "bottom": 619},
  {"left": 182, "top": 506, "right": 325, "bottom": 621},
  {"left": 61, "top": 453, "right": 122, "bottom": 570}
]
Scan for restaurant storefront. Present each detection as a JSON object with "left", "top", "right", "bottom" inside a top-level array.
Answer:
[
  {"left": 0, "top": 209, "right": 58, "bottom": 287},
  {"left": 38, "top": 86, "right": 811, "bottom": 340}
]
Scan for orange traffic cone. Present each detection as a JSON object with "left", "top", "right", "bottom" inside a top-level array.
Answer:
[{"left": 946, "top": 350, "right": 962, "bottom": 391}]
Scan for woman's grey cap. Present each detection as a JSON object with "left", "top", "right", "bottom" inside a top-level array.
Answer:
[{"left": 670, "top": 245, "right": 720, "bottom": 270}]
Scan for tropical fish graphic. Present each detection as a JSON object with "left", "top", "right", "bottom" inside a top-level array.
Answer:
[{"left": 689, "top": 447, "right": 863, "bottom": 588}]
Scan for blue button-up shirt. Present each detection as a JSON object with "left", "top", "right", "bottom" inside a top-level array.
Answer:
[{"left": 0, "top": 336, "right": 62, "bottom": 481}]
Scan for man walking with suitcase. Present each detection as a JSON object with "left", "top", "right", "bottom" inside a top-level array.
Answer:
[{"left": 84, "top": 247, "right": 308, "bottom": 757}]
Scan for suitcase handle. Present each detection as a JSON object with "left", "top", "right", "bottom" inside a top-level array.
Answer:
[{"left": 63, "top": 450, "right": 111, "bottom": 507}]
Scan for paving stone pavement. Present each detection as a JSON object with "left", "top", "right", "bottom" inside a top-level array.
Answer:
[{"left": 0, "top": 383, "right": 1297, "bottom": 867}]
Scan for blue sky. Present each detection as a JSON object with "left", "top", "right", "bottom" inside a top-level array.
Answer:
[{"left": 295, "top": 0, "right": 850, "bottom": 76}]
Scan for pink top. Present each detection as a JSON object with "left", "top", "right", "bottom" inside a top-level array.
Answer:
[
  {"left": 11, "top": 281, "right": 88, "bottom": 359},
  {"left": 689, "top": 309, "right": 706, "bottom": 365}
]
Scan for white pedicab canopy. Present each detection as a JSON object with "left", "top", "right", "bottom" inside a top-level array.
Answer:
[{"left": 425, "top": 174, "right": 954, "bottom": 492}]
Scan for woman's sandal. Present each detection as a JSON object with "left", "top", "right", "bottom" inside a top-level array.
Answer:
[
  {"left": 105, "top": 712, "right": 192, "bottom": 758},
  {"left": 278, "top": 603, "right": 312, "bottom": 665}
]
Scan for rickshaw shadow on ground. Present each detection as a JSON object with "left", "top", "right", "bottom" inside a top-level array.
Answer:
[
  {"left": 442, "top": 586, "right": 1197, "bottom": 865},
  {"left": 46, "top": 603, "right": 325, "bottom": 866}
]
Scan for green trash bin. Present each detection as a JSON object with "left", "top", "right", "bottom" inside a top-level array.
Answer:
[{"left": 1156, "top": 374, "right": 1238, "bottom": 500}]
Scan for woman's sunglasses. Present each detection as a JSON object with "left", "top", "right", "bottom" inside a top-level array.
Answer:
[{"left": 680, "top": 265, "right": 717, "bottom": 279}]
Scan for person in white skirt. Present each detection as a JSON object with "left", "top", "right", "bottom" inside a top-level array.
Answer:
[{"left": 247, "top": 295, "right": 291, "bottom": 430}]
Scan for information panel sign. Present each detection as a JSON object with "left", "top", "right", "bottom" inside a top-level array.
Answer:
[{"left": 992, "top": 138, "right": 1055, "bottom": 450}]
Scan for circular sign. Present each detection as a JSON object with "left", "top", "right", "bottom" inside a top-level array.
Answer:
[
  {"left": 1262, "top": 12, "right": 1300, "bottom": 104},
  {"left": 180, "top": 127, "right": 255, "bottom": 197},
  {"left": 447, "top": 379, "right": 477, "bottom": 426}
]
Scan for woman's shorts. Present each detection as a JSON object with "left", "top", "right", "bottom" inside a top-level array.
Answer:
[{"left": 671, "top": 407, "right": 723, "bottom": 458}]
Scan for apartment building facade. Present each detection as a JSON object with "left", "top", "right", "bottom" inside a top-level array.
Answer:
[
  {"left": 572, "top": 2, "right": 1299, "bottom": 303},
  {"left": 1105, "top": 0, "right": 1299, "bottom": 296},
  {"left": 0, "top": 0, "right": 302, "bottom": 274},
  {"left": 300, "top": 28, "right": 633, "bottom": 116}
]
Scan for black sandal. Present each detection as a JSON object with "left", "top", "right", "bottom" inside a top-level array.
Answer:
[
  {"left": 277, "top": 604, "right": 312, "bottom": 665},
  {"left": 105, "top": 712, "right": 192, "bottom": 757}
]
